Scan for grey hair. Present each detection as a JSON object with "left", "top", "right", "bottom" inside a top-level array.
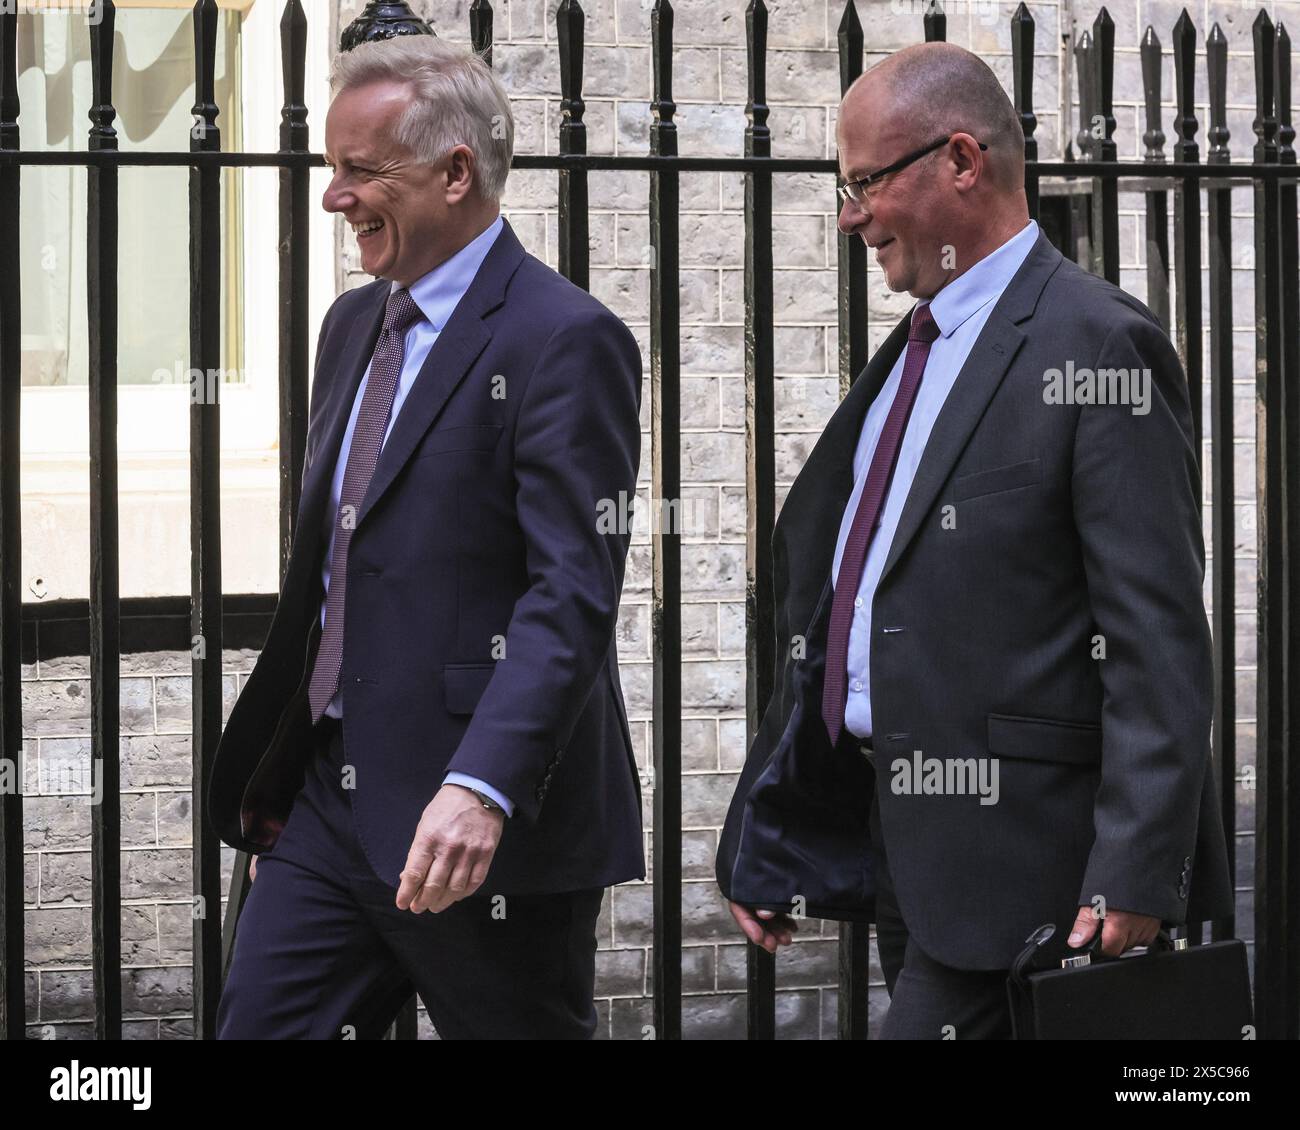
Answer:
[{"left": 329, "top": 36, "right": 515, "bottom": 201}]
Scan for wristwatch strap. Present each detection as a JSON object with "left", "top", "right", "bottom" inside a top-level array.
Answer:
[{"left": 469, "top": 787, "right": 504, "bottom": 814}]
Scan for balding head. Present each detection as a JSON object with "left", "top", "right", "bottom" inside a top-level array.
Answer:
[
  {"left": 835, "top": 42, "right": 1031, "bottom": 298},
  {"left": 845, "top": 42, "right": 1025, "bottom": 191}
]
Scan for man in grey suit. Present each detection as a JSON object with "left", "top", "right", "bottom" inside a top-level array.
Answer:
[{"left": 716, "top": 41, "right": 1233, "bottom": 1038}]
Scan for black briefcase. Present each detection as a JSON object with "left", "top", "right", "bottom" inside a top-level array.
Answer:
[{"left": 1006, "top": 923, "right": 1253, "bottom": 1040}]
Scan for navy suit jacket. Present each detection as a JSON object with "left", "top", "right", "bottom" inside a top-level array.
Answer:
[{"left": 207, "top": 217, "right": 646, "bottom": 895}]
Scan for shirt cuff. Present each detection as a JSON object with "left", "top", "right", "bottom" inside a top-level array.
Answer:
[{"left": 443, "top": 772, "right": 515, "bottom": 818}]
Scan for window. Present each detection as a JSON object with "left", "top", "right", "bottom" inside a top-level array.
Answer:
[{"left": 16, "top": 0, "right": 334, "bottom": 602}]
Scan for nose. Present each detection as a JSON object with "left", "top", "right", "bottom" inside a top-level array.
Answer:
[
  {"left": 837, "top": 194, "right": 867, "bottom": 235},
  {"left": 321, "top": 172, "right": 352, "bottom": 215}
]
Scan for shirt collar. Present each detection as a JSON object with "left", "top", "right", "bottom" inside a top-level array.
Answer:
[
  {"left": 393, "top": 213, "right": 505, "bottom": 332},
  {"left": 925, "top": 218, "right": 1038, "bottom": 339}
]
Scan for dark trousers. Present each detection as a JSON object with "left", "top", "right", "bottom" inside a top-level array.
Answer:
[
  {"left": 216, "top": 716, "right": 604, "bottom": 1040},
  {"left": 867, "top": 763, "right": 1014, "bottom": 1040}
]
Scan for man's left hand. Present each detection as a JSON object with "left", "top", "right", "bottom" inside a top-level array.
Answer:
[
  {"left": 396, "top": 785, "right": 504, "bottom": 914},
  {"left": 1067, "top": 904, "right": 1161, "bottom": 957}
]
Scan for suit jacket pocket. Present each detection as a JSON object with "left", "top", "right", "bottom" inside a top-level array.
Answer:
[
  {"left": 444, "top": 662, "right": 497, "bottom": 714},
  {"left": 952, "top": 457, "right": 1041, "bottom": 501},
  {"left": 414, "top": 424, "right": 503, "bottom": 459},
  {"left": 987, "top": 712, "right": 1102, "bottom": 766}
]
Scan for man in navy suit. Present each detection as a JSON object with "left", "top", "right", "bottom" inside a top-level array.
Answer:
[{"left": 209, "top": 35, "right": 644, "bottom": 1039}]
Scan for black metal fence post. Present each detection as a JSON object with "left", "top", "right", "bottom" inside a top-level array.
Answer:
[
  {"left": 1251, "top": 8, "right": 1287, "bottom": 1043},
  {"left": 1277, "top": 20, "right": 1300, "bottom": 1040},
  {"left": 743, "top": 0, "right": 777, "bottom": 1042},
  {"left": 0, "top": 0, "right": 23, "bottom": 1046},
  {"left": 87, "top": 0, "right": 122, "bottom": 1042},
  {"left": 649, "top": 0, "right": 683, "bottom": 1044},
  {"left": 834, "top": 0, "right": 869, "bottom": 1042},
  {"left": 189, "top": 0, "right": 225, "bottom": 1042},
  {"left": 1205, "top": 21, "right": 1237, "bottom": 951}
]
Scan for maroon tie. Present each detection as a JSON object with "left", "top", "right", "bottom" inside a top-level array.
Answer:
[
  {"left": 821, "top": 302, "right": 941, "bottom": 747},
  {"left": 308, "top": 287, "right": 423, "bottom": 724}
]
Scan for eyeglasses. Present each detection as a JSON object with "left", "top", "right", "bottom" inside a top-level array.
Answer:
[{"left": 837, "top": 135, "right": 988, "bottom": 209}]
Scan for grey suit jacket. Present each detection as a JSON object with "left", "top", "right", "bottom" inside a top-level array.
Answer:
[{"left": 716, "top": 228, "right": 1234, "bottom": 971}]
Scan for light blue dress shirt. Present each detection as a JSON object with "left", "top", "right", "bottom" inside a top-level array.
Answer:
[
  {"left": 318, "top": 213, "right": 515, "bottom": 815},
  {"left": 831, "top": 219, "right": 1039, "bottom": 741}
]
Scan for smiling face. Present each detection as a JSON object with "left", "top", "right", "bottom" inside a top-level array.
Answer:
[
  {"left": 836, "top": 81, "right": 953, "bottom": 298},
  {"left": 322, "top": 80, "right": 477, "bottom": 287}
]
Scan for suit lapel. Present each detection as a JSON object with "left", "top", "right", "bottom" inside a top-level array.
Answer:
[
  {"left": 875, "top": 312, "right": 1026, "bottom": 584},
  {"left": 876, "top": 229, "right": 1064, "bottom": 587},
  {"left": 296, "top": 217, "right": 530, "bottom": 548},
  {"left": 781, "top": 227, "right": 1065, "bottom": 606},
  {"left": 296, "top": 283, "right": 389, "bottom": 562},
  {"left": 777, "top": 315, "right": 912, "bottom": 598},
  {"left": 353, "top": 218, "right": 527, "bottom": 530}
]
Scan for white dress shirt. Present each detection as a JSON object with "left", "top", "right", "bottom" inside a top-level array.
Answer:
[
  {"left": 832, "top": 219, "right": 1039, "bottom": 740},
  {"left": 318, "top": 213, "right": 515, "bottom": 815}
]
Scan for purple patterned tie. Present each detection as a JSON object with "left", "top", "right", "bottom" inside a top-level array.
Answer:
[
  {"left": 822, "top": 302, "right": 941, "bottom": 747},
  {"left": 308, "top": 287, "right": 424, "bottom": 724}
]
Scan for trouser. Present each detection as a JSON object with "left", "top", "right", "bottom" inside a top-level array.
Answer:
[
  {"left": 861, "top": 739, "right": 1014, "bottom": 1040},
  {"left": 216, "top": 715, "right": 604, "bottom": 1040}
]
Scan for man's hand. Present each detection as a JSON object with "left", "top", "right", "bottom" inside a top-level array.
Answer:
[
  {"left": 396, "top": 784, "right": 505, "bottom": 915},
  {"left": 248, "top": 855, "right": 258, "bottom": 883},
  {"left": 728, "top": 901, "right": 799, "bottom": 953},
  {"left": 1067, "top": 904, "right": 1161, "bottom": 957}
]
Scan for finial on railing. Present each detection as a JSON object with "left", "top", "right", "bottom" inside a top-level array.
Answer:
[
  {"left": 1091, "top": 8, "right": 1116, "bottom": 161},
  {"left": 1172, "top": 9, "right": 1198, "bottom": 164},
  {"left": 1252, "top": 9, "right": 1278, "bottom": 162},
  {"left": 557, "top": 0, "right": 587, "bottom": 155},
  {"left": 0, "top": 1, "right": 17, "bottom": 150},
  {"left": 924, "top": 0, "right": 946, "bottom": 43},
  {"left": 1140, "top": 26, "right": 1165, "bottom": 162},
  {"left": 192, "top": 0, "right": 221, "bottom": 152},
  {"left": 837, "top": 1, "right": 863, "bottom": 96},
  {"left": 651, "top": 0, "right": 677, "bottom": 157},
  {"left": 1277, "top": 23, "right": 1294, "bottom": 164},
  {"left": 1011, "top": 4, "right": 1037, "bottom": 163},
  {"left": 1207, "top": 23, "right": 1230, "bottom": 164},
  {"left": 745, "top": 1, "right": 770, "bottom": 155},
  {"left": 89, "top": 1, "right": 118, "bottom": 151},
  {"left": 470, "top": 0, "right": 494, "bottom": 68},
  {"left": 1074, "top": 30, "right": 1094, "bottom": 160},
  {"left": 340, "top": 1, "right": 434, "bottom": 52},
  {"left": 279, "top": 1, "right": 308, "bottom": 154}
]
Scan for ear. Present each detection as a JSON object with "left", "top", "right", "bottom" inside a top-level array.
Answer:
[
  {"left": 444, "top": 144, "right": 477, "bottom": 205},
  {"left": 948, "top": 133, "right": 985, "bottom": 194}
]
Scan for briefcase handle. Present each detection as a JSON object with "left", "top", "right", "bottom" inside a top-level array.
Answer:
[{"left": 1009, "top": 922, "right": 1177, "bottom": 989}]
